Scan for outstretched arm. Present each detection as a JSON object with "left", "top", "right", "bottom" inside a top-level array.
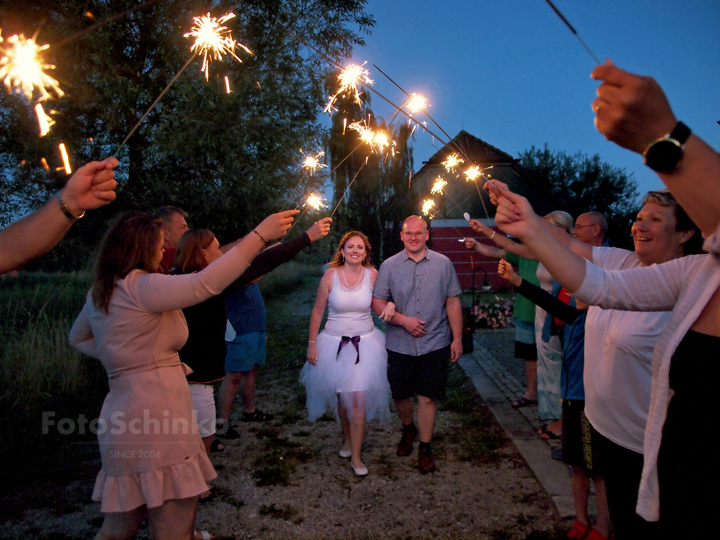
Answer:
[
  {"left": 467, "top": 219, "right": 536, "bottom": 259},
  {"left": 0, "top": 158, "right": 118, "bottom": 273},
  {"left": 592, "top": 61, "right": 720, "bottom": 236},
  {"left": 488, "top": 182, "right": 588, "bottom": 294}
]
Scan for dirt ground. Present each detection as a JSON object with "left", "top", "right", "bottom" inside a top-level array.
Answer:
[{"left": 0, "top": 278, "right": 564, "bottom": 540}]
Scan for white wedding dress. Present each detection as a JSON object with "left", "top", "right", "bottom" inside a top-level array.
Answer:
[{"left": 300, "top": 267, "right": 390, "bottom": 421}]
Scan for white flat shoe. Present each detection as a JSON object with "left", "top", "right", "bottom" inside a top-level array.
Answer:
[
  {"left": 351, "top": 462, "right": 368, "bottom": 476},
  {"left": 339, "top": 447, "right": 352, "bottom": 458}
]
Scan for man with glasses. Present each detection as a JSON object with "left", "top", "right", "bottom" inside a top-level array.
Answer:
[
  {"left": 372, "top": 215, "right": 463, "bottom": 473},
  {"left": 572, "top": 212, "right": 608, "bottom": 247}
]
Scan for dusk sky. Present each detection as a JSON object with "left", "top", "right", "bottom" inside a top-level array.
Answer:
[{"left": 351, "top": 0, "right": 720, "bottom": 203}]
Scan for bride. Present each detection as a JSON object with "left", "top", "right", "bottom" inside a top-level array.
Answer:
[{"left": 301, "top": 231, "right": 392, "bottom": 476}]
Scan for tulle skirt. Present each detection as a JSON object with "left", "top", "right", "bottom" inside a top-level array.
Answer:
[{"left": 299, "top": 327, "right": 390, "bottom": 422}]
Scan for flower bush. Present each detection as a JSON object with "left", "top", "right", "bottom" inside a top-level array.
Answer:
[{"left": 472, "top": 296, "right": 513, "bottom": 329}]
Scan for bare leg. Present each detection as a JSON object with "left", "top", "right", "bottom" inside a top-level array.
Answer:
[
  {"left": 349, "top": 392, "right": 366, "bottom": 469},
  {"left": 146, "top": 496, "right": 199, "bottom": 540},
  {"left": 201, "top": 436, "right": 213, "bottom": 455},
  {"left": 594, "top": 475, "right": 613, "bottom": 538},
  {"left": 217, "top": 371, "right": 242, "bottom": 422},
  {"left": 417, "top": 395, "right": 437, "bottom": 443},
  {"left": 95, "top": 507, "right": 146, "bottom": 540},
  {"left": 570, "top": 465, "right": 590, "bottom": 526},
  {"left": 525, "top": 359, "right": 538, "bottom": 400},
  {"left": 394, "top": 397, "right": 414, "bottom": 426},
  {"left": 337, "top": 397, "right": 352, "bottom": 454},
  {"left": 240, "top": 366, "right": 258, "bottom": 414}
]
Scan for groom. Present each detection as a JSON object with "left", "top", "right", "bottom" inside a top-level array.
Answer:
[{"left": 372, "top": 215, "right": 463, "bottom": 473}]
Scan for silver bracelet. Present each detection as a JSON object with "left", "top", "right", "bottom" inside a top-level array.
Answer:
[
  {"left": 490, "top": 230, "right": 496, "bottom": 240},
  {"left": 57, "top": 192, "right": 85, "bottom": 220}
]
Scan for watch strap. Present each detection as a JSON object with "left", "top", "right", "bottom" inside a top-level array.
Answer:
[{"left": 669, "top": 121, "right": 691, "bottom": 146}]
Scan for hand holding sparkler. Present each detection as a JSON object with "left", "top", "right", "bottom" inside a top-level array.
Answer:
[
  {"left": 61, "top": 157, "right": 119, "bottom": 215},
  {"left": 254, "top": 209, "right": 301, "bottom": 243},
  {"left": 305, "top": 217, "right": 333, "bottom": 242},
  {"left": 591, "top": 60, "right": 677, "bottom": 155}
]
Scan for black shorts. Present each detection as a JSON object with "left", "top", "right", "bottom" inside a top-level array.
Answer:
[
  {"left": 387, "top": 346, "right": 450, "bottom": 401},
  {"left": 562, "top": 399, "right": 596, "bottom": 472},
  {"left": 514, "top": 341, "right": 537, "bottom": 361}
]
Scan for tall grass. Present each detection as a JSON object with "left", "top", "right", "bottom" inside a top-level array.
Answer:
[{"left": 0, "top": 273, "right": 107, "bottom": 462}]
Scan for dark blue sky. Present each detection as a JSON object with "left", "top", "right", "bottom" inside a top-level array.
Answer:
[{"left": 350, "top": 0, "right": 720, "bottom": 203}]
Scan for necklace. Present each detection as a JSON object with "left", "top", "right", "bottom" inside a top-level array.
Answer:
[{"left": 340, "top": 267, "right": 363, "bottom": 291}]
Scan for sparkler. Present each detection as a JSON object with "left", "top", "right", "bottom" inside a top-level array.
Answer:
[
  {"left": 305, "top": 193, "right": 328, "bottom": 211},
  {"left": 421, "top": 199, "right": 437, "bottom": 218},
  {"left": 443, "top": 153, "right": 464, "bottom": 172},
  {"left": 185, "top": 13, "right": 254, "bottom": 81},
  {"left": 1, "top": 31, "right": 64, "bottom": 136},
  {"left": 0, "top": 32, "right": 63, "bottom": 101},
  {"left": 324, "top": 62, "right": 373, "bottom": 113},
  {"left": 406, "top": 93, "right": 428, "bottom": 114},
  {"left": 543, "top": 0, "right": 600, "bottom": 64},
  {"left": 116, "top": 11, "right": 252, "bottom": 153},
  {"left": 430, "top": 175, "right": 466, "bottom": 216},
  {"left": 301, "top": 150, "right": 327, "bottom": 174}
]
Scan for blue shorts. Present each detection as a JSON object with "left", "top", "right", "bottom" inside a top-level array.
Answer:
[{"left": 225, "top": 331, "right": 266, "bottom": 373}]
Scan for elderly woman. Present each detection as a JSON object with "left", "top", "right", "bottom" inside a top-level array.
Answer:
[
  {"left": 69, "top": 210, "right": 295, "bottom": 540},
  {"left": 489, "top": 182, "right": 706, "bottom": 539}
]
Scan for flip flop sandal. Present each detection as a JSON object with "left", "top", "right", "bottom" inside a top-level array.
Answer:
[
  {"left": 538, "top": 425, "right": 561, "bottom": 440},
  {"left": 210, "top": 439, "right": 225, "bottom": 453},
  {"left": 242, "top": 409, "right": 274, "bottom": 422},
  {"left": 194, "top": 531, "right": 217, "bottom": 540},
  {"left": 511, "top": 397, "right": 538, "bottom": 408}
]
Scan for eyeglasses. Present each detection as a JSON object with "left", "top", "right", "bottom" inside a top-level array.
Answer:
[
  {"left": 572, "top": 224, "right": 594, "bottom": 230},
  {"left": 403, "top": 232, "right": 426, "bottom": 238}
]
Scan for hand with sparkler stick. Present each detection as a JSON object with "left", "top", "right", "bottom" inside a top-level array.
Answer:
[
  {"left": 0, "top": 157, "right": 118, "bottom": 274},
  {"left": 284, "top": 193, "right": 329, "bottom": 237},
  {"left": 115, "top": 12, "right": 253, "bottom": 153}
]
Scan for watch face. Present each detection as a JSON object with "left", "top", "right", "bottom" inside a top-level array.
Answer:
[{"left": 645, "top": 139, "right": 683, "bottom": 172}]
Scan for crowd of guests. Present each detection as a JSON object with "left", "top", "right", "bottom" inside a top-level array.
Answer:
[{"left": 1, "top": 61, "right": 718, "bottom": 540}]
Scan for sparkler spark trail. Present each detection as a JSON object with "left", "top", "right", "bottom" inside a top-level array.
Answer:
[
  {"left": 185, "top": 13, "right": 254, "bottom": 80},
  {"left": 58, "top": 143, "right": 72, "bottom": 174},
  {"left": 465, "top": 166, "right": 481, "bottom": 182},
  {"left": 35, "top": 103, "right": 53, "bottom": 136},
  {"left": 0, "top": 32, "right": 63, "bottom": 101},
  {"left": 323, "top": 62, "right": 373, "bottom": 113}
]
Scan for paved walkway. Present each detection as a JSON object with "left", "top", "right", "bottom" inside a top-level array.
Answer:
[{"left": 459, "top": 327, "right": 587, "bottom": 520}]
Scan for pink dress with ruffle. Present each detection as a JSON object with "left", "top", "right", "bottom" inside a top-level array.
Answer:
[{"left": 70, "top": 247, "right": 253, "bottom": 513}]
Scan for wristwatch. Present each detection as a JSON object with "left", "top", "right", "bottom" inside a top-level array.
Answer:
[{"left": 643, "top": 121, "right": 691, "bottom": 172}]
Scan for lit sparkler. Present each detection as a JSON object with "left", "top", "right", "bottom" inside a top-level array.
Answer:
[
  {"left": 185, "top": 12, "right": 253, "bottom": 81},
  {"left": 348, "top": 120, "right": 395, "bottom": 153},
  {"left": 406, "top": 93, "right": 427, "bottom": 114},
  {"left": 301, "top": 150, "right": 327, "bottom": 174},
  {"left": 324, "top": 62, "right": 373, "bottom": 113},
  {"left": 430, "top": 177, "right": 447, "bottom": 195},
  {"left": 0, "top": 32, "right": 63, "bottom": 101},
  {"left": 465, "top": 165, "right": 482, "bottom": 182},
  {"left": 443, "top": 153, "right": 464, "bottom": 172},
  {"left": 305, "top": 193, "right": 328, "bottom": 211},
  {"left": 421, "top": 199, "right": 437, "bottom": 218}
]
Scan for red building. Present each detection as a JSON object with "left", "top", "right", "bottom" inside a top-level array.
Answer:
[{"left": 412, "top": 131, "right": 559, "bottom": 290}]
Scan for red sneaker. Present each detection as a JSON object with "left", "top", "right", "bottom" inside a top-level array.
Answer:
[
  {"left": 585, "top": 529, "right": 610, "bottom": 540},
  {"left": 566, "top": 520, "right": 589, "bottom": 539}
]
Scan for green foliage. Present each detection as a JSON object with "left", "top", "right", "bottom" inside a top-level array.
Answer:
[
  {"left": 0, "top": 0, "right": 374, "bottom": 269},
  {"left": 327, "top": 87, "right": 416, "bottom": 262},
  {"left": 519, "top": 144, "right": 640, "bottom": 249}
]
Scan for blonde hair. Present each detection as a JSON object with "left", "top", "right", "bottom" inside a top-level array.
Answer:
[{"left": 544, "top": 210, "right": 573, "bottom": 233}]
